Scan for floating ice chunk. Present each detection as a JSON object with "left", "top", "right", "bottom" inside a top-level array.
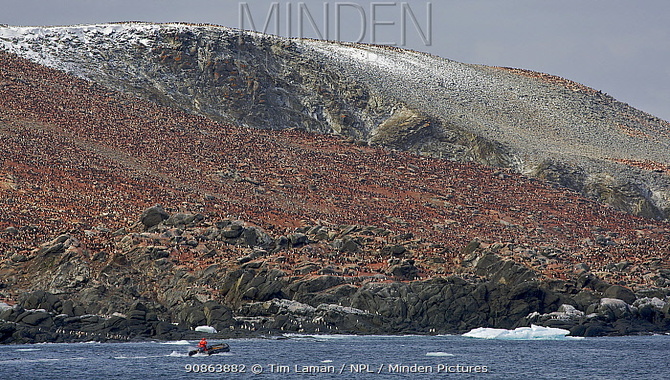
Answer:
[
  {"left": 463, "top": 325, "right": 581, "bottom": 340},
  {"left": 194, "top": 326, "right": 217, "bottom": 334}
]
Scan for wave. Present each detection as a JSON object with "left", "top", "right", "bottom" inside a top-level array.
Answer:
[
  {"left": 160, "top": 340, "right": 191, "bottom": 345},
  {"left": 283, "top": 334, "right": 428, "bottom": 340},
  {"left": 184, "top": 351, "right": 234, "bottom": 357},
  {"left": 168, "top": 351, "right": 190, "bottom": 357},
  {"left": 283, "top": 333, "right": 358, "bottom": 339},
  {"left": 0, "top": 357, "right": 87, "bottom": 364},
  {"left": 426, "top": 352, "right": 455, "bottom": 357},
  {"left": 113, "top": 355, "right": 166, "bottom": 360},
  {"left": 463, "top": 325, "right": 583, "bottom": 340}
]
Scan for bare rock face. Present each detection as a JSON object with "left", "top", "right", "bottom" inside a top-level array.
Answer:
[
  {"left": 140, "top": 205, "right": 169, "bottom": 229},
  {"left": 1, "top": 206, "right": 669, "bottom": 342},
  {"left": 2, "top": 23, "right": 669, "bottom": 219},
  {"left": 388, "top": 260, "right": 419, "bottom": 280},
  {"left": 604, "top": 285, "right": 637, "bottom": 305}
]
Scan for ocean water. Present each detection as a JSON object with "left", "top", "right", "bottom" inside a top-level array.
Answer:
[{"left": 0, "top": 334, "right": 668, "bottom": 379}]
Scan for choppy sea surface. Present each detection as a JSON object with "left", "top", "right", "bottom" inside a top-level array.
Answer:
[{"left": 0, "top": 334, "right": 668, "bottom": 379}]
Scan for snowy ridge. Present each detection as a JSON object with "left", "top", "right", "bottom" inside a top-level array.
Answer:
[
  {"left": 0, "top": 23, "right": 242, "bottom": 80},
  {"left": 2, "top": 22, "right": 668, "bottom": 163},
  {"left": 1, "top": 24, "right": 153, "bottom": 76}
]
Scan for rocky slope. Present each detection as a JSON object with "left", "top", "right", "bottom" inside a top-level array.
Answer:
[
  {"left": 1, "top": 22, "right": 669, "bottom": 220},
  {"left": 1, "top": 208, "right": 669, "bottom": 343},
  {"left": 0, "top": 51, "right": 669, "bottom": 342}
]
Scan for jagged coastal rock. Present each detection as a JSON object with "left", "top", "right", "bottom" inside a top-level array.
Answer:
[
  {"left": 1, "top": 209, "right": 668, "bottom": 343},
  {"left": 1, "top": 23, "right": 669, "bottom": 220}
]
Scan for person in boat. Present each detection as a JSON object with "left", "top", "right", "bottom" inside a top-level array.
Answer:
[{"left": 198, "top": 338, "right": 208, "bottom": 352}]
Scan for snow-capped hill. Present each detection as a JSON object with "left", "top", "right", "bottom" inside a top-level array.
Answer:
[
  {"left": 2, "top": 30, "right": 670, "bottom": 341},
  {"left": 1, "top": 23, "right": 670, "bottom": 219}
]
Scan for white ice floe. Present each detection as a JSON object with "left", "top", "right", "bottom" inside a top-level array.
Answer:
[
  {"left": 463, "top": 325, "right": 582, "bottom": 340},
  {"left": 194, "top": 325, "right": 217, "bottom": 334}
]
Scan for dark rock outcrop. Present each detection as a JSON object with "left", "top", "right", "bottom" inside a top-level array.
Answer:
[
  {"left": 604, "top": 285, "right": 637, "bottom": 305},
  {"left": 1, "top": 211, "right": 669, "bottom": 344},
  {"left": 140, "top": 205, "right": 169, "bottom": 229}
]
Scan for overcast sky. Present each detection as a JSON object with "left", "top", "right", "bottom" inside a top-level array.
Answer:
[{"left": 1, "top": 0, "right": 668, "bottom": 122}]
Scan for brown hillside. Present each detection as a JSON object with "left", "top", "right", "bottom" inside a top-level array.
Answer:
[{"left": 0, "top": 51, "right": 669, "bottom": 290}]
